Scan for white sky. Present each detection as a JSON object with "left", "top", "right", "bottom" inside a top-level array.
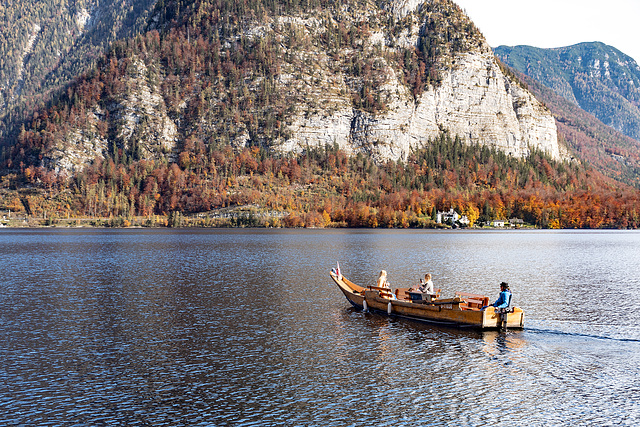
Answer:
[{"left": 453, "top": 0, "right": 640, "bottom": 64}]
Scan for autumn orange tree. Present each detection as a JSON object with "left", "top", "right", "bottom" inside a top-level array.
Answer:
[{"left": 6, "top": 131, "right": 639, "bottom": 229}]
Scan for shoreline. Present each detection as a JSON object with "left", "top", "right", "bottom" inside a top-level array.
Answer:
[{"left": 0, "top": 218, "right": 629, "bottom": 230}]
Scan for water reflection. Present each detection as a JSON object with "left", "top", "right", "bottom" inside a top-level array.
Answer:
[
  {"left": 1, "top": 229, "right": 640, "bottom": 425},
  {"left": 481, "top": 330, "right": 526, "bottom": 355}
]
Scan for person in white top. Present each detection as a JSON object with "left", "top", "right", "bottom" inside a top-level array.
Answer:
[{"left": 419, "top": 273, "right": 434, "bottom": 294}]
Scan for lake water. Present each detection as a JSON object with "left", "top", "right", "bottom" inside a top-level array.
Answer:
[{"left": 1, "top": 229, "right": 639, "bottom": 425}]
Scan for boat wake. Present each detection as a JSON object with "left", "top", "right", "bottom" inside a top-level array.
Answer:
[{"left": 525, "top": 325, "right": 640, "bottom": 343}]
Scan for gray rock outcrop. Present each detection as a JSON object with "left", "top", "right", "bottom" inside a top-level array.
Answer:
[{"left": 284, "top": 45, "right": 560, "bottom": 162}]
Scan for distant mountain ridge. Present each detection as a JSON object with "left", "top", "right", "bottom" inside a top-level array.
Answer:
[
  {"left": 511, "top": 69, "right": 640, "bottom": 188},
  {"left": 495, "top": 42, "right": 640, "bottom": 142}
]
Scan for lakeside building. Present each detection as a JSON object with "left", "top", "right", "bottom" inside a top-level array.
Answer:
[
  {"left": 509, "top": 218, "right": 524, "bottom": 227},
  {"left": 436, "top": 208, "right": 469, "bottom": 226}
]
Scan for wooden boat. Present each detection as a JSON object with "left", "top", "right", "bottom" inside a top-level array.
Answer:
[{"left": 330, "top": 269, "right": 524, "bottom": 330}]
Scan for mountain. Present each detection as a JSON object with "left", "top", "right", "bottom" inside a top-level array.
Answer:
[
  {"left": 494, "top": 42, "right": 640, "bottom": 142},
  {"left": 0, "top": 0, "right": 158, "bottom": 142},
  {"left": 2, "top": 0, "right": 640, "bottom": 229},
  {"left": 511, "top": 69, "right": 640, "bottom": 188},
  {"left": 6, "top": 0, "right": 562, "bottom": 174}
]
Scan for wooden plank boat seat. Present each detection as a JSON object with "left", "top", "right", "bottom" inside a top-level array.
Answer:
[
  {"left": 455, "top": 291, "right": 486, "bottom": 299},
  {"left": 395, "top": 288, "right": 412, "bottom": 300},
  {"left": 368, "top": 285, "right": 394, "bottom": 299},
  {"left": 455, "top": 292, "right": 489, "bottom": 310},
  {"left": 395, "top": 287, "right": 441, "bottom": 302}
]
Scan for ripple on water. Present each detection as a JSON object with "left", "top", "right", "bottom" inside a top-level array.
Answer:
[{"left": 2, "top": 230, "right": 640, "bottom": 425}]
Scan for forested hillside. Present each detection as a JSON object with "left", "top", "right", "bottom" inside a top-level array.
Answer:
[
  {"left": 0, "top": 0, "right": 157, "bottom": 146},
  {"left": 5, "top": 134, "right": 640, "bottom": 229},
  {"left": 513, "top": 70, "right": 640, "bottom": 188},
  {"left": 495, "top": 42, "right": 640, "bottom": 142},
  {"left": 0, "top": 0, "right": 639, "bottom": 229}
]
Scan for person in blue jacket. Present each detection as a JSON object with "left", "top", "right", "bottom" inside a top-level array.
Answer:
[{"left": 491, "top": 282, "right": 512, "bottom": 309}]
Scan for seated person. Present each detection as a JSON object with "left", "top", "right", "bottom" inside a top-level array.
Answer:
[
  {"left": 483, "top": 282, "right": 512, "bottom": 310},
  {"left": 376, "top": 270, "right": 390, "bottom": 289},
  {"left": 411, "top": 273, "right": 434, "bottom": 294},
  {"left": 420, "top": 273, "right": 434, "bottom": 295},
  {"left": 409, "top": 273, "right": 436, "bottom": 301}
]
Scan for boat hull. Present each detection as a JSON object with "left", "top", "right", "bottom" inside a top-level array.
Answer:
[
  {"left": 333, "top": 273, "right": 366, "bottom": 309},
  {"left": 330, "top": 271, "right": 524, "bottom": 330}
]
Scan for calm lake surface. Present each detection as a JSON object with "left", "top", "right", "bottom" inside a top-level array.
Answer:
[{"left": 1, "top": 229, "right": 639, "bottom": 426}]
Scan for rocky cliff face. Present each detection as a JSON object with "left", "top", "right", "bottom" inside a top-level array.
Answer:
[
  {"left": 276, "top": 0, "right": 560, "bottom": 161},
  {"left": 285, "top": 49, "right": 560, "bottom": 161},
  {"left": 22, "top": 0, "right": 564, "bottom": 174},
  {"left": 41, "top": 58, "right": 178, "bottom": 173}
]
